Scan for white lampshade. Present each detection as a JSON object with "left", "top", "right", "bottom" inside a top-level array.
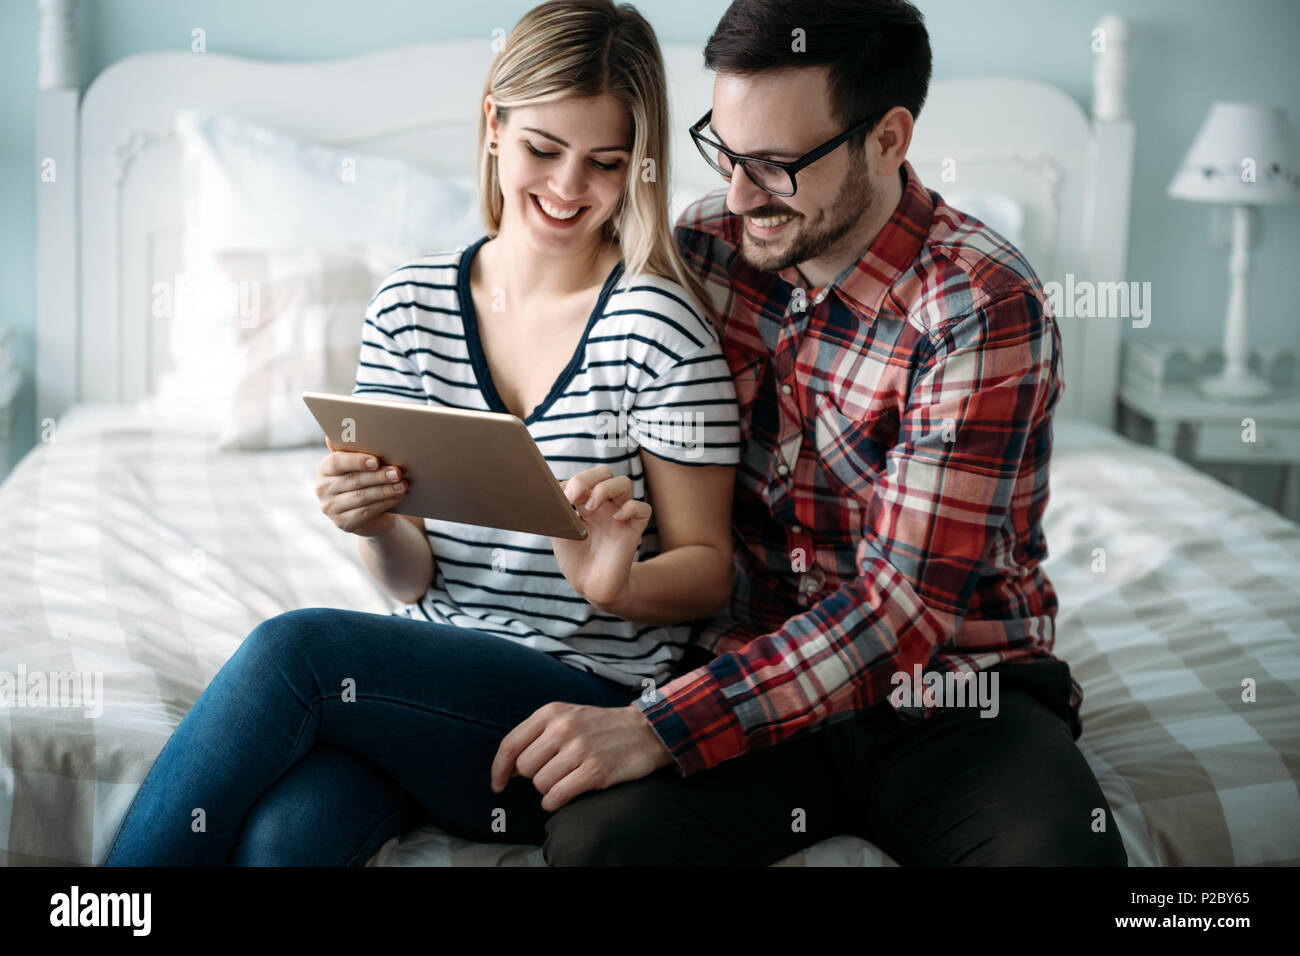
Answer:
[{"left": 1167, "top": 102, "right": 1300, "bottom": 204}]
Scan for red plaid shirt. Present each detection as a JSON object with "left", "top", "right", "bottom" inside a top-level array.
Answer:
[{"left": 635, "top": 159, "right": 1080, "bottom": 777}]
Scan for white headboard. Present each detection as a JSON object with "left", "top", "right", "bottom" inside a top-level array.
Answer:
[{"left": 34, "top": 0, "right": 1134, "bottom": 432}]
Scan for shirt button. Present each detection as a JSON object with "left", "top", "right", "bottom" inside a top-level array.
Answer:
[
  {"left": 799, "top": 568, "right": 826, "bottom": 593},
  {"left": 792, "top": 524, "right": 803, "bottom": 534},
  {"left": 781, "top": 384, "right": 793, "bottom": 395},
  {"left": 776, "top": 463, "right": 789, "bottom": 476},
  {"left": 797, "top": 594, "right": 810, "bottom": 607}
]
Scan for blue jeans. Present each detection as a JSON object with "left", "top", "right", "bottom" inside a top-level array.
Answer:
[{"left": 103, "top": 607, "right": 638, "bottom": 866}]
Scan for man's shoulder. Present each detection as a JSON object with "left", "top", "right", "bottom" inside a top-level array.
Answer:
[
  {"left": 674, "top": 188, "right": 740, "bottom": 259},
  {"left": 923, "top": 198, "right": 1047, "bottom": 309},
  {"left": 899, "top": 195, "right": 1063, "bottom": 414},
  {"left": 900, "top": 198, "right": 1053, "bottom": 339}
]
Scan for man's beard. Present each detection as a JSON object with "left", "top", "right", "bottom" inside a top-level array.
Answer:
[{"left": 738, "top": 161, "right": 874, "bottom": 274}]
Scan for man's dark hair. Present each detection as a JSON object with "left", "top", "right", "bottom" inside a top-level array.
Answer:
[{"left": 703, "top": 0, "right": 932, "bottom": 150}]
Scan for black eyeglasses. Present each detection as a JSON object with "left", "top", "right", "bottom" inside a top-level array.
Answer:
[{"left": 688, "top": 108, "right": 883, "bottom": 197}]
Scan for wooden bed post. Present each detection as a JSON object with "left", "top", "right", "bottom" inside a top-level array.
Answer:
[
  {"left": 35, "top": 0, "right": 79, "bottom": 434},
  {"left": 1084, "top": 13, "right": 1136, "bottom": 430}
]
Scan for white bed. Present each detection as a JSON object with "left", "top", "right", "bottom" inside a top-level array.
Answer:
[
  {"left": 7, "top": 2, "right": 1298, "bottom": 866},
  {"left": 5, "top": 403, "right": 1298, "bottom": 867}
]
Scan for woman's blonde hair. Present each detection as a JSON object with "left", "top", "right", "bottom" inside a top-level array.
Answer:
[{"left": 476, "top": 0, "right": 715, "bottom": 326}]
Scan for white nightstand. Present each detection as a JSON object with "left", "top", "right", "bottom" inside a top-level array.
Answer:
[{"left": 1117, "top": 340, "right": 1300, "bottom": 523}]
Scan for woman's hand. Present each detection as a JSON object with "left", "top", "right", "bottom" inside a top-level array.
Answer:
[
  {"left": 551, "top": 466, "right": 652, "bottom": 612},
  {"left": 315, "top": 436, "right": 408, "bottom": 537}
]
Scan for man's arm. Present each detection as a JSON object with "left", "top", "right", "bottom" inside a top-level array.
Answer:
[{"left": 636, "top": 291, "right": 1062, "bottom": 776}]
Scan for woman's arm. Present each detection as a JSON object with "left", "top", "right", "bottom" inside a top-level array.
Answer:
[
  {"left": 357, "top": 513, "right": 435, "bottom": 606},
  {"left": 594, "top": 454, "right": 734, "bottom": 625}
]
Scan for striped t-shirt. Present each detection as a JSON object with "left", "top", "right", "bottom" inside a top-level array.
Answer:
[{"left": 351, "top": 236, "right": 741, "bottom": 689}]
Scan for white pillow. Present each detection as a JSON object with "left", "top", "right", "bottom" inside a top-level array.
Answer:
[
  {"left": 149, "top": 111, "right": 482, "bottom": 429},
  {"left": 174, "top": 110, "right": 482, "bottom": 258},
  {"left": 207, "top": 247, "right": 412, "bottom": 451}
]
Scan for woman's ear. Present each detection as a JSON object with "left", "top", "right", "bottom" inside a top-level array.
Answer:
[{"left": 484, "top": 95, "right": 500, "bottom": 150}]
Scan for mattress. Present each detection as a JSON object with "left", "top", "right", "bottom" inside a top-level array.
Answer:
[{"left": 1, "top": 403, "right": 1297, "bottom": 866}]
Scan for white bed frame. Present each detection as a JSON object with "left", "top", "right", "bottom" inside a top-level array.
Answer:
[{"left": 33, "top": 0, "right": 1135, "bottom": 432}]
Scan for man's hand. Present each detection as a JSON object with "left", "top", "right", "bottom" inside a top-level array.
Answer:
[{"left": 490, "top": 701, "right": 676, "bottom": 811}]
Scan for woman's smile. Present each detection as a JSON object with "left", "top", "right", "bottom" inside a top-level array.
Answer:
[{"left": 531, "top": 192, "right": 590, "bottom": 227}]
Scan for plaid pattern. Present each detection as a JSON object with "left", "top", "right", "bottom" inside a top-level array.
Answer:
[{"left": 635, "top": 161, "right": 1079, "bottom": 777}]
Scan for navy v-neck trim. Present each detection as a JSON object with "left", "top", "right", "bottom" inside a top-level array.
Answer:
[{"left": 458, "top": 236, "right": 626, "bottom": 425}]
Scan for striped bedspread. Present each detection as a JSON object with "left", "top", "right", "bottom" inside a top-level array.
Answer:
[{"left": 1, "top": 404, "right": 1297, "bottom": 866}]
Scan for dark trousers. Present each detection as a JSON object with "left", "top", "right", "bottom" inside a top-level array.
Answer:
[{"left": 543, "top": 660, "right": 1128, "bottom": 866}]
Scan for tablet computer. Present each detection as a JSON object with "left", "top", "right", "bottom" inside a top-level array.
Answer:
[{"left": 302, "top": 391, "right": 587, "bottom": 539}]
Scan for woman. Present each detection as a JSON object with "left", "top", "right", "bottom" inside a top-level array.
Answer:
[{"left": 104, "top": 0, "right": 738, "bottom": 866}]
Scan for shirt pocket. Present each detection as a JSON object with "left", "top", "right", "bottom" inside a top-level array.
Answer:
[{"left": 813, "top": 390, "right": 899, "bottom": 502}]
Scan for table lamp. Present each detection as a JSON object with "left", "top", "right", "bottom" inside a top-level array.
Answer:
[{"left": 1167, "top": 102, "right": 1300, "bottom": 401}]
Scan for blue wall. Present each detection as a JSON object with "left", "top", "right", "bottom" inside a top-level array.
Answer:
[{"left": 2, "top": 0, "right": 1298, "bottom": 476}]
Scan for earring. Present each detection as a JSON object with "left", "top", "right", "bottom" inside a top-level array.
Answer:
[{"left": 488, "top": 140, "right": 498, "bottom": 153}]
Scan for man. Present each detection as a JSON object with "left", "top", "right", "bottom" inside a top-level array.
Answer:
[{"left": 493, "top": 0, "right": 1127, "bottom": 867}]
